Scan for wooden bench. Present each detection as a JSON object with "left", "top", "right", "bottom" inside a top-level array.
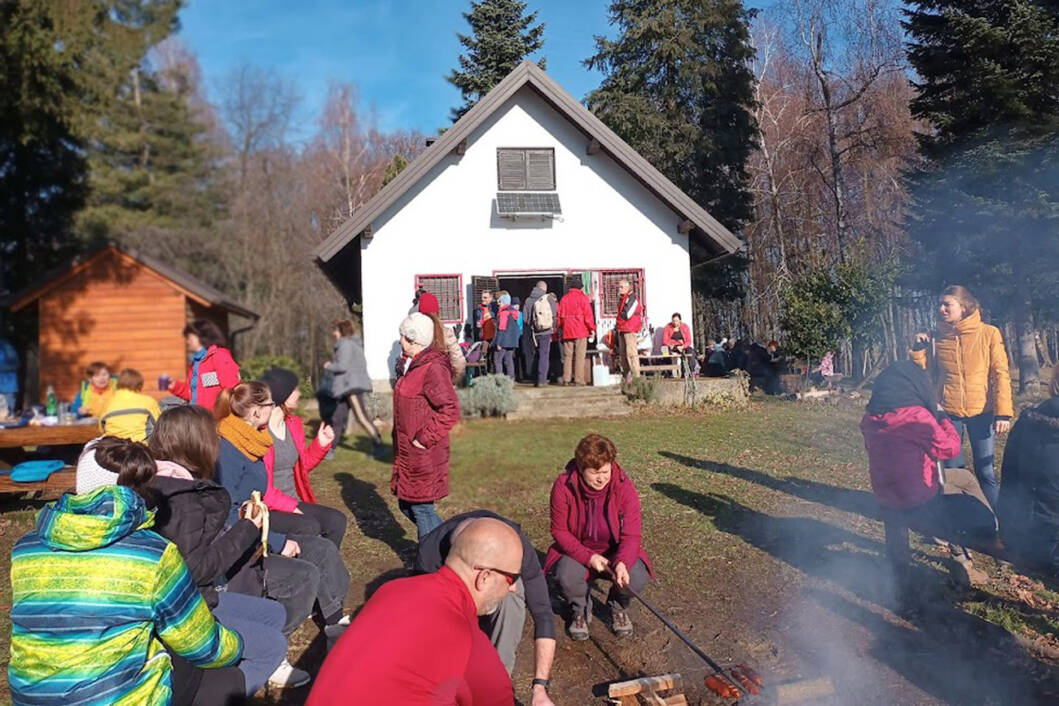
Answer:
[
  {"left": 638, "top": 355, "right": 682, "bottom": 378},
  {"left": 0, "top": 467, "right": 76, "bottom": 495}
]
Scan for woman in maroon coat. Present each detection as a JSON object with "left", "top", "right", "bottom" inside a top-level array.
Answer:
[
  {"left": 544, "top": 434, "right": 652, "bottom": 641},
  {"left": 392, "top": 313, "right": 461, "bottom": 540}
]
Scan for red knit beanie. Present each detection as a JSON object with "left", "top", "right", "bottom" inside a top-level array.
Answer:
[{"left": 418, "top": 292, "right": 440, "bottom": 316}]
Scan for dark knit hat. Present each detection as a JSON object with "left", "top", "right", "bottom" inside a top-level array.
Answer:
[{"left": 261, "top": 367, "right": 299, "bottom": 406}]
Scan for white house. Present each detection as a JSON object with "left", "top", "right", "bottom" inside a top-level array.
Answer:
[{"left": 315, "top": 61, "right": 742, "bottom": 388}]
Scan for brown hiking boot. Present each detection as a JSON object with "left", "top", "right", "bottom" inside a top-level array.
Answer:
[
  {"left": 611, "top": 608, "right": 633, "bottom": 637},
  {"left": 567, "top": 613, "right": 589, "bottom": 641}
]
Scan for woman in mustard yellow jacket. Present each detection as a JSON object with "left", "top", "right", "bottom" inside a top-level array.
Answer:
[{"left": 910, "top": 285, "right": 1013, "bottom": 507}]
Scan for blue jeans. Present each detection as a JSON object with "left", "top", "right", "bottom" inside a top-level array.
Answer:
[
  {"left": 213, "top": 591, "right": 288, "bottom": 696},
  {"left": 398, "top": 499, "right": 443, "bottom": 541},
  {"left": 945, "top": 412, "right": 998, "bottom": 508}
]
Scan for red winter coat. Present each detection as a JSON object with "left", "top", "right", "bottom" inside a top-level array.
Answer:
[
  {"left": 170, "top": 345, "right": 241, "bottom": 412},
  {"left": 544, "top": 460, "right": 653, "bottom": 576},
  {"left": 663, "top": 322, "right": 691, "bottom": 349},
  {"left": 391, "top": 348, "right": 461, "bottom": 503},
  {"left": 263, "top": 414, "right": 331, "bottom": 512},
  {"left": 558, "top": 289, "right": 595, "bottom": 341},
  {"left": 860, "top": 405, "right": 962, "bottom": 509},
  {"left": 616, "top": 292, "right": 642, "bottom": 333}
]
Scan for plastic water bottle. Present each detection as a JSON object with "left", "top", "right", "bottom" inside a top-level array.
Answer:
[
  {"left": 0, "top": 394, "right": 8, "bottom": 421},
  {"left": 45, "top": 385, "right": 57, "bottom": 416}
]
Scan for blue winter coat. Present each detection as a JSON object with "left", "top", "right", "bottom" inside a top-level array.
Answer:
[{"left": 215, "top": 438, "right": 286, "bottom": 552}]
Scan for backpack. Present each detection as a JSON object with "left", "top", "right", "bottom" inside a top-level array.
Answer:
[{"left": 532, "top": 296, "right": 554, "bottom": 332}]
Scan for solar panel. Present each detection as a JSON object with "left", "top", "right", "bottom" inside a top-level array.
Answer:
[{"left": 495, "top": 191, "right": 562, "bottom": 216}]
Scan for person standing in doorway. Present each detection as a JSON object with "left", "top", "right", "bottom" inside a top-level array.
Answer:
[
  {"left": 615, "top": 280, "right": 642, "bottom": 383},
  {"left": 493, "top": 292, "right": 521, "bottom": 380},
  {"left": 558, "top": 281, "right": 595, "bottom": 386},
  {"left": 474, "top": 290, "right": 498, "bottom": 372},
  {"left": 910, "top": 285, "right": 1013, "bottom": 508},
  {"left": 525, "top": 281, "right": 558, "bottom": 387}
]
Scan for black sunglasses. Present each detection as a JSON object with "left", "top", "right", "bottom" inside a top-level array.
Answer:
[{"left": 475, "top": 565, "right": 521, "bottom": 586}]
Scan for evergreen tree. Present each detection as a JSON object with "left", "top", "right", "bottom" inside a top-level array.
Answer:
[
  {"left": 447, "top": 0, "right": 545, "bottom": 121},
  {"left": 0, "top": 0, "right": 180, "bottom": 302},
  {"left": 585, "top": 0, "right": 758, "bottom": 296},
  {"left": 904, "top": 0, "right": 1059, "bottom": 156},
  {"left": 904, "top": 0, "right": 1059, "bottom": 391},
  {"left": 77, "top": 56, "right": 224, "bottom": 245}
]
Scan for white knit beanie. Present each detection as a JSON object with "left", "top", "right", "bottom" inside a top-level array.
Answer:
[
  {"left": 75, "top": 437, "right": 119, "bottom": 495},
  {"left": 400, "top": 313, "right": 434, "bottom": 347}
]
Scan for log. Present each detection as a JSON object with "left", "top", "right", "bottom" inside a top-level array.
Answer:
[{"left": 608, "top": 673, "right": 682, "bottom": 697}]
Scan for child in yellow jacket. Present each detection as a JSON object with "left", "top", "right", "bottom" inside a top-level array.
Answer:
[{"left": 99, "top": 369, "right": 162, "bottom": 442}]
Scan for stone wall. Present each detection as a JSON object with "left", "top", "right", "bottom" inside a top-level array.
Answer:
[{"left": 631, "top": 374, "right": 749, "bottom": 408}]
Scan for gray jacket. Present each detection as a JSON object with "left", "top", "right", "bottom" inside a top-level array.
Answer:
[
  {"left": 524, "top": 285, "right": 558, "bottom": 336},
  {"left": 330, "top": 335, "right": 372, "bottom": 395}
]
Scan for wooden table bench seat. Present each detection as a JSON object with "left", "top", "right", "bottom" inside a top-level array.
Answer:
[{"left": 0, "top": 468, "right": 76, "bottom": 494}]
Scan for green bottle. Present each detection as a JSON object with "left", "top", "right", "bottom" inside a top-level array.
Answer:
[{"left": 46, "top": 385, "right": 57, "bottom": 416}]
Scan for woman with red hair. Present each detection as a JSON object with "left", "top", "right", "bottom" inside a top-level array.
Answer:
[{"left": 544, "top": 434, "right": 652, "bottom": 641}]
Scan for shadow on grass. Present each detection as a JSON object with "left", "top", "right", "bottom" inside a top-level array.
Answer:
[
  {"left": 653, "top": 481, "right": 1059, "bottom": 705},
  {"left": 334, "top": 471, "right": 416, "bottom": 563},
  {"left": 658, "top": 451, "right": 880, "bottom": 521}
]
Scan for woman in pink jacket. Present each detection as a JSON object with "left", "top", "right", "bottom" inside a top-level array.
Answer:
[
  {"left": 167, "top": 319, "right": 242, "bottom": 410},
  {"left": 861, "top": 361, "right": 974, "bottom": 603},
  {"left": 544, "top": 434, "right": 652, "bottom": 641}
]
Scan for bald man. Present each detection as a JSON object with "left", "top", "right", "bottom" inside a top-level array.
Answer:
[{"left": 308, "top": 518, "right": 522, "bottom": 705}]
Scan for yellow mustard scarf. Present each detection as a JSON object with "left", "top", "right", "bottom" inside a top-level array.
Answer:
[{"left": 218, "top": 415, "right": 273, "bottom": 460}]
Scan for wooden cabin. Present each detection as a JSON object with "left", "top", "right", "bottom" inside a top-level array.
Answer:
[{"left": 7, "top": 245, "right": 258, "bottom": 404}]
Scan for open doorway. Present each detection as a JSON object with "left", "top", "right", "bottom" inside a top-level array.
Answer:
[
  {"left": 494, "top": 272, "right": 565, "bottom": 383},
  {"left": 496, "top": 273, "right": 565, "bottom": 306}
]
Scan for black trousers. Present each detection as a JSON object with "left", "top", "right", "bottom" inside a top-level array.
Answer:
[
  {"left": 170, "top": 653, "right": 246, "bottom": 706},
  {"left": 287, "top": 501, "right": 348, "bottom": 549},
  {"left": 269, "top": 510, "right": 351, "bottom": 627}
]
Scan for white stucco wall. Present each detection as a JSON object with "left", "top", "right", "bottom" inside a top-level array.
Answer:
[{"left": 360, "top": 86, "right": 694, "bottom": 384}]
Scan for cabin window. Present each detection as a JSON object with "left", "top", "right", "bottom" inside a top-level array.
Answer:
[
  {"left": 415, "top": 274, "right": 463, "bottom": 323},
  {"left": 600, "top": 269, "right": 645, "bottom": 318},
  {"left": 497, "top": 148, "right": 555, "bottom": 191}
]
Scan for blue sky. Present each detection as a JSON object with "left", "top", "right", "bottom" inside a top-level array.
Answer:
[{"left": 179, "top": 1, "right": 775, "bottom": 139}]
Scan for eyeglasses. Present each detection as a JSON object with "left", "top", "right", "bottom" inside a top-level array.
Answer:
[{"left": 474, "top": 565, "right": 522, "bottom": 586}]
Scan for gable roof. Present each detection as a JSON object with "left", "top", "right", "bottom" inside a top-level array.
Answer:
[
  {"left": 6, "top": 244, "right": 259, "bottom": 320},
  {"left": 314, "top": 60, "right": 743, "bottom": 263}
]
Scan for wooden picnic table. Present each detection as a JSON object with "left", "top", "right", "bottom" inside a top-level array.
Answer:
[
  {"left": 0, "top": 423, "right": 100, "bottom": 449},
  {"left": 0, "top": 423, "right": 97, "bottom": 493}
]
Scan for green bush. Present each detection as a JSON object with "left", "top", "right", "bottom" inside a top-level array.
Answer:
[
  {"left": 238, "top": 354, "right": 314, "bottom": 397},
  {"left": 457, "top": 374, "right": 518, "bottom": 418},
  {"left": 622, "top": 376, "right": 658, "bottom": 403}
]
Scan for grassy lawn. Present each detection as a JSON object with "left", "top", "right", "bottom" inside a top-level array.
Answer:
[{"left": 3, "top": 397, "right": 1059, "bottom": 704}]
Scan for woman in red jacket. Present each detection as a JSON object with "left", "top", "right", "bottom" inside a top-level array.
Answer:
[
  {"left": 544, "top": 434, "right": 652, "bottom": 641},
  {"left": 392, "top": 313, "right": 461, "bottom": 540},
  {"left": 259, "top": 367, "right": 347, "bottom": 550},
  {"left": 167, "top": 319, "right": 241, "bottom": 410}
]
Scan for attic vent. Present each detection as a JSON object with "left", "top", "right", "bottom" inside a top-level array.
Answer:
[{"left": 497, "top": 148, "right": 555, "bottom": 191}]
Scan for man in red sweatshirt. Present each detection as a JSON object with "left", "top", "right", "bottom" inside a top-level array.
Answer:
[{"left": 307, "top": 518, "right": 523, "bottom": 705}]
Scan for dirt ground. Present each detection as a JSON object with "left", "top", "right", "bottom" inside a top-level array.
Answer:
[{"left": 3, "top": 397, "right": 1059, "bottom": 705}]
